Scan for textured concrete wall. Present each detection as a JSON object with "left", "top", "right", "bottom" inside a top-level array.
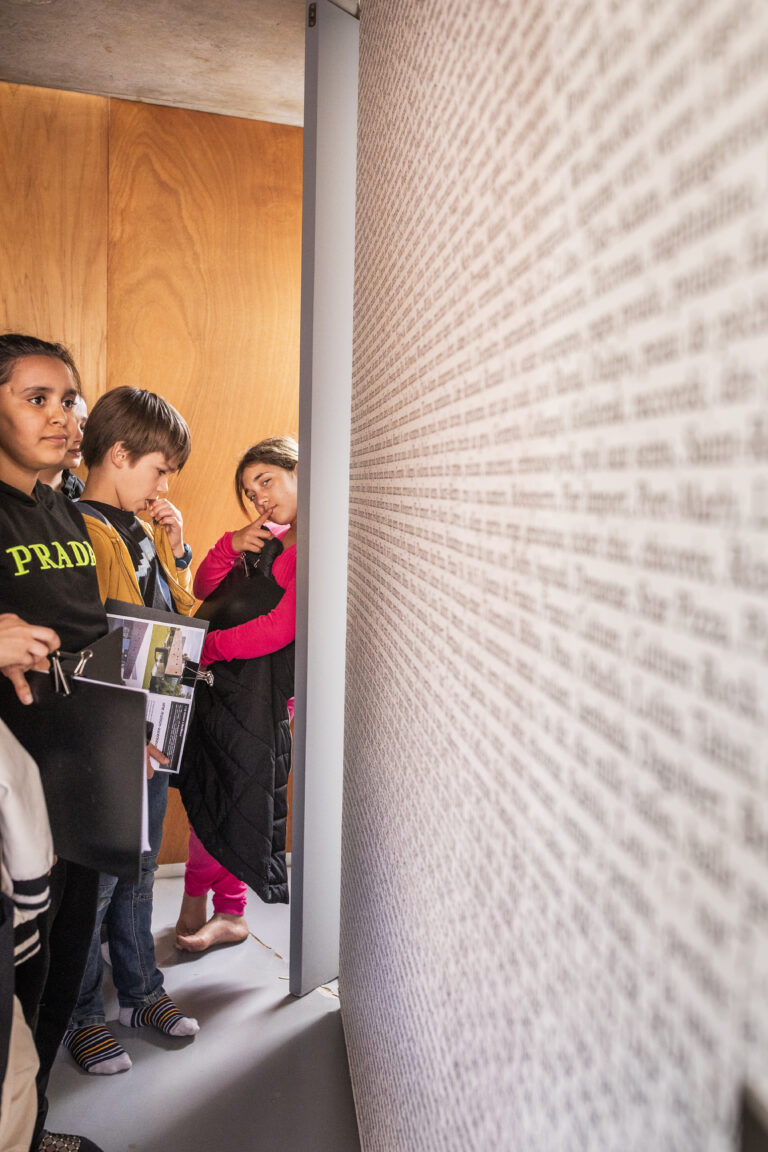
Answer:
[
  {"left": 0, "top": 0, "right": 305, "bottom": 124},
  {"left": 340, "top": 1, "right": 768, "bottom": 1149}
]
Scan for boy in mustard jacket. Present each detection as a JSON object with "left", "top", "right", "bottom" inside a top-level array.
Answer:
[{"left": 63, "top": 387, "right": 199, "bottom": 1076}]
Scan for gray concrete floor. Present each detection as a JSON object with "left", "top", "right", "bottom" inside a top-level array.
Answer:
[{"left": 46, "top": 869, "right": 361, "bottom": 1152}]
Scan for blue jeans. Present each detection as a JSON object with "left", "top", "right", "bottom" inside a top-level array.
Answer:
[{"left": 70, "top": 771, "right": 169, "bottom": 1025}]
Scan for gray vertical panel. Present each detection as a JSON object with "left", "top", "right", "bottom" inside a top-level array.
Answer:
[{"left": 290, "top": 0, "right": 359, "bottom": 997}]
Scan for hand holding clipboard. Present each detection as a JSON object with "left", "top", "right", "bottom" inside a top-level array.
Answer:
[
  {"left": 0, "top": 612, "right": 62, "bottom": 705},
  {"left": 0, "top": 627, "right": 146, "bottom": 882}
]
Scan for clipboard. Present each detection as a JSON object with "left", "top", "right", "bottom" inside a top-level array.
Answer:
[
  {"left": 0, "top": 634, "right": 146, "bottom": 882},
  {"left": 66, "top": 622, "right": 124, "bottom": 685},
  {"left": 104, "top": 599, "right": 210, "bottom": 773}
]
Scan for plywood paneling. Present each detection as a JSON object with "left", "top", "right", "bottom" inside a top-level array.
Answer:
[
  {"left": 0, "top": 84, "right": 300, "bottom": 866},
  {"left": 107, "top": 102, "right": 302, "bottom": 864},
  {"left": 159, "top": 788, "right": 192, "bottom": 866},
  {"left": 0, "top": 83, "right": 108, "bottom": 394},
  {"left": 107, "top": 100, "right": 303, "bottom": 570}
]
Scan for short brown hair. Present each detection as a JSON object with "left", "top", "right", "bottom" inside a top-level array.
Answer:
[
  {"left": 235, "top": 436, "right": 298, "bottom": 515},
  {"left": 0, "top": 333, "right": 83, "bottom": 393},
  {"left": 82, "top": 386, "right": 191, "bottom": 470}
]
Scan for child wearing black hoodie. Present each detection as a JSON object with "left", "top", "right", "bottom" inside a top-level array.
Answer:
[{"left": 0, "top": 333, "right": 107, "bottom": 1152}]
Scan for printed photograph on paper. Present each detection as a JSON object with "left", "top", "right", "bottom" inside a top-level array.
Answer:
[{"left": 105, "top": 600, "right": 209, "bottom": 773}]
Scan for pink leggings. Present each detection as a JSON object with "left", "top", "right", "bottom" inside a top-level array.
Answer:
[{"left": 184, "top": 825, "right": 247, "bottom": 917}]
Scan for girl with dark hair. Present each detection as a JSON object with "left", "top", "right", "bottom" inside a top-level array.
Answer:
[
  {"left": 175, "top": 437, "right": 297, "bottom": 952},
  {"left": 0, "top": 333, "right": 106, "bottom": 1151},
  {"left": 0, "top": 334, "right": 89, "bottom": 501},
  {"left": 0, "top": 333, "right": 83, "bottom": 394}
]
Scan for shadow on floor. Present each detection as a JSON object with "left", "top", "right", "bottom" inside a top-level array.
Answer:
[
  {"left": 46, "top": 875, "right": 360, "bottom": 1152},
  {"left": 149, "top": 1011, "right": 360, "bottom": 1151}
]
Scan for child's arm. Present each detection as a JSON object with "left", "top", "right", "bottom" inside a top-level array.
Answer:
[
  {"left": 193, "top": 532, "right": 240, "bottom": 599},
  {"left": 201, "top": 573, "right": 296, "bottom": 664},
  {"left": 193, "top": 517, "right": 274, "bottom": 600},
  {"left": 82, "top": 515, "right": 132, "bottom": 603},
  {"left": 0, "top": 719, "right": 54, "bottom": 956}
]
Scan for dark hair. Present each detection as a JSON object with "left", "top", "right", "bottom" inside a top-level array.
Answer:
[
  {"left": 0, "top": 333, "right": 83, "bottom": 394},
  {"left": 81, "top": 386, "right": 191, "bottom": 470},
  {"left": 235, "top": 436, "right": 298, "bottom": 515}
]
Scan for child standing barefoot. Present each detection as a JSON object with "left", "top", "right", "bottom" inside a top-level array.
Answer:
[{"left": 175, "top": 437, "right": 297, "bottom": 952}]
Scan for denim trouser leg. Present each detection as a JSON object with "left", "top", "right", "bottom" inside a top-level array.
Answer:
[
  {"left": 108, "top": 770, "right": 170, "bottom": 1009},
  {"left": 68, "top": 871, "right": 118, "bottom": 1027},
  {"left": 70, "top": 770, "right": 170, "bottom": 1023}
]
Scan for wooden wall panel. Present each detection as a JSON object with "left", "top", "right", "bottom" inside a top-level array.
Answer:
[
  {"left": 0, "top": 85, "right": 300, "bottom": 864},
  {"left": 0, "top": 83, "right": 108, "bottom": 394},
  {"left": 107, "top": 100, "right": 303, "bottom": 570},
  {"left": 107, "top": 101, "right": 302, "bottom": 863}
]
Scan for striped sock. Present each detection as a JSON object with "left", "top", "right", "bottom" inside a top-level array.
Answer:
[
  {"left": 62, "top": 1025, "right": 132, "bottom": 1075},
  {"left": 118, "top": 994, "right": 199, "bottom": 1037}
]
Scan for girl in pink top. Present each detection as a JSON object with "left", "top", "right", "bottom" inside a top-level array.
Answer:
[{"left": 175, "top": 437, "right": 297, "bottom": 952}]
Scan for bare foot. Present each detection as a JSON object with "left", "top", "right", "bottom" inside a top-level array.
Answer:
[
  {"left": 175, "top": 913, "right": 250, "bottom": 953},
  {"left": 175, "top": 893, "right": 208, "bottom": 946}
]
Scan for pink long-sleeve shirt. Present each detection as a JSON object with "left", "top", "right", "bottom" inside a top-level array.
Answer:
[{"left": 196, "top": 528, "right": 296, "bottom": 692}]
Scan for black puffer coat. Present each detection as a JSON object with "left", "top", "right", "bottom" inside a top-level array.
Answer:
[{"left": 179, "top": 543, "right": 295, "bottom": 903}]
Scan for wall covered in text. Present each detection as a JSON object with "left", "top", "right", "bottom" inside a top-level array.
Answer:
[{"left": 341, "top": 0, "right": 768, "bottom": 1148}]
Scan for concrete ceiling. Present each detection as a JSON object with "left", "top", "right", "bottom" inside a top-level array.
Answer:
[{"left": 0, "top": 0, "right": 306, "bottom": 125}]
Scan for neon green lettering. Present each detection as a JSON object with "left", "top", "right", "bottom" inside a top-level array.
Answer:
[
  {"left": 68, "top": 540, "right": 96, "bottom": 567},
  {"left": 52, "top": 541, "right": 74, "bottom": 568},
  {"left": 29, "top": 544, "right": 60, "bottom": 570},
  {"left": 5, "top": 545, "right": 33, "bottom": 576},
  {"left": 68, "top": 539, "right": 89, "bottom": 566}
]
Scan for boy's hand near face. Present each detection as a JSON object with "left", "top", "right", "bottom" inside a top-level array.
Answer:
[
  {"left": 146, "top": 498, "right": 185, "bottom": 557},
  {"left": 0, "top": 613, "right": 60, "bottom": 705}
]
